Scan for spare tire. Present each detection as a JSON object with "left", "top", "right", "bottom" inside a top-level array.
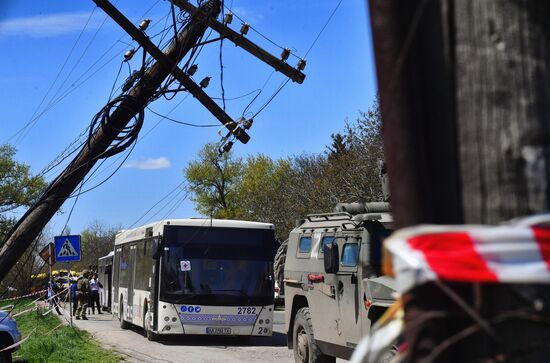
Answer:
[{"left": 274, "top": 239, "right": 288, "bottom": 297}]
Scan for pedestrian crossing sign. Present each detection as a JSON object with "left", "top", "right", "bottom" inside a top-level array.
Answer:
[{"left": 54, "top": 235, "right": 81, "bottom": 262}]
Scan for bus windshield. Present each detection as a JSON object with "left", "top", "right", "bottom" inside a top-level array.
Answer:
[{"left": 160, "top": 225, "right": 275, "bottom": 306}]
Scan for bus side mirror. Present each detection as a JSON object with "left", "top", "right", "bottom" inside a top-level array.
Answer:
[{"left": 324, "top": 242, "right": 339, "bottom": 274}]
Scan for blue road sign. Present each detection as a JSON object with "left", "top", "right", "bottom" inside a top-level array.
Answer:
[{"left": 54, "top": 235, "right": 81, "bottom": 262}]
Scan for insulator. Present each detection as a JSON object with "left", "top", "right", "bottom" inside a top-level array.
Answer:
[
  {"left": 243, "top": 118, "right": 253, "bottom": 130},
  {"left": 199, "top": 77, "right": 211, "bottom": 88},
  {"left": 297, "top": 59, "right": 307, "bottom": 71},
  {"left": 281, "top": 48, "right": 290, "bottom": 61},
  {"left": 187, "top": 64, "right": 198, "bottom": 76},
  {"left": 124, "top": 49, "right": 136, "bottom": 61},
  {"left": 240, "top": 23, "right": 250, "bottom": 35},
  {"left": 224, "top": 13, "right": 233, "bottom": 25},
  {"left": 139, "top": 19, "right": 151, "bottom": 31},
  {"left": 222, "top": 141, "right": 234, "bottom": 153}
]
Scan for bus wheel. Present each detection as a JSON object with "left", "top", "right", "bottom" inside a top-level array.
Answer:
[
  {"left": 293, "top": 307, "right": 335, "bottom": 363},
  {"left": 119, "top": 302, "right": 130, "bottom": 330},
  {"left": 143, "top": 308, "right": 158, "bottom": 341}
]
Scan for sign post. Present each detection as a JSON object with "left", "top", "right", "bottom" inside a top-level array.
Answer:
[{"left": 54, "top": 235, "right": 81, "bottom": 326}]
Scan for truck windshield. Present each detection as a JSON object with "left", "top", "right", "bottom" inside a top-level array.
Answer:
[{"left": 160, "top": 225, "right": 275, "bottom": 306}]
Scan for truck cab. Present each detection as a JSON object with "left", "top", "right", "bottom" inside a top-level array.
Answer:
[{"left": 284, "top": 202, "right": 395, "bottom": 362}]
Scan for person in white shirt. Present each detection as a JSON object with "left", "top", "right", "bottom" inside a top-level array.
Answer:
[{"left": 89, "top": 273, "right": 103, "bottom": 314}]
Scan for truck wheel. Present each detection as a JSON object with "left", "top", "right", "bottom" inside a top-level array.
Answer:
[
  {"left": 274, "top": 240, "right": 288, "bottom": 295},
  {"left": 293, "top": 307, "right": 335, "bottom": 363},
  {"left": 119, "top": 302, "right": 130, "bottom": 329}
]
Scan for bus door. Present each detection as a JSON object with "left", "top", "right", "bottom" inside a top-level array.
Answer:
[
  {"left": 113, "top": 247, "right": 121, "bottom": 312},
  {"left": 128, "top": 244, "right": 137, "bottom": 321}
]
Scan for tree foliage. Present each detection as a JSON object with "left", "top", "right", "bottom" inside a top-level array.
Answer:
[
  {"left": 184, "top": 143, "right": 245, "bottom": 219},
  {"left": 73, "top": 220, "right": 119, "bottom": 270},
  {"left": 184, "top": 101, "right": 384, "bottom": 242},
  {"left": 0, "top": 145, "right": 48, "bottom": 293},
  {"left": 0, "top": 144, "right": 47, "bottom": 213}
]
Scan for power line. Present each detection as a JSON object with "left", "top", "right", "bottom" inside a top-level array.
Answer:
[
  {"left": 7, "top": 7, "right": 99, "bottom": 146},
  {"left": 160, "top": 190, "right": 190, "bottom": 220},
  {"left": 146, "top": 107, "right": 218, "bottom": 127},
  {"left": 129, "top": 181, "right": 187, "bottom": 228},
  {"left": 304, "top": 0, "right": 344, "bottom": 58},
  {"left": 6, "top": 0, "right": 165, "bottom": 146}
]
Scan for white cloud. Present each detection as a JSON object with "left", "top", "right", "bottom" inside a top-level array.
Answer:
[
  {"left": 0, "top": 12, "right": 103, "bottom": 38},
  {"left": 231, "top": 7, "right": 263, "bottom": 25},
  {"left": 123, "top": 157, "right": 171, "bottom": 170}
]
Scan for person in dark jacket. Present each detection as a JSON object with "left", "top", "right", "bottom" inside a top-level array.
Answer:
[
  {"left": 75, "top": 270, "right": 90, "bottom": 320},
  {"left": 47, "top": 279, "right": 62, "bottom": 315},
  {"left": 70, "top": 279, "right": 78, "bottom": 316}
]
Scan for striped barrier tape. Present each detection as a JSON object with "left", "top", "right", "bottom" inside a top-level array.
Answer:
[
  {"left": 0, "top": 289, "right": 47, "bottom": 302},
  {"left": 384, "top": 214, "right": 550, "bottom": 293}
]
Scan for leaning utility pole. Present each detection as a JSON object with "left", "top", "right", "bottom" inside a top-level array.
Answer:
[
  {"left": 0, "top": 1, "right": 218, "bottom": 280},
  {"left": 0, "top": 0, "right": 305, "bottom": 281},
  {"left": 370, "top": 1, "right": 550, "bottom": 362}
]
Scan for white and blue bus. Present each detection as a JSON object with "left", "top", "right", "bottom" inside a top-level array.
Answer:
[{"left": 112, "top": 219, "right": 276, "bottom": 340}]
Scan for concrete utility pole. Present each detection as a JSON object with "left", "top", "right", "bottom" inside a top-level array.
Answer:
[
  {"left": 0, "top": 0, "right": 220, "bottom": 281},
  {"left": 370, "top": 1, "right": 550, "bottom": 362}
]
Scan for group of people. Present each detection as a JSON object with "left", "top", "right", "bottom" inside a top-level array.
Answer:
[{"left": 70, "top": 269, "right": 103, "bottom": 320}]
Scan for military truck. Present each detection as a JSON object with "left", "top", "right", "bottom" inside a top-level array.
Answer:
[{"left": 283, "top": 202, "right": 396, "bottom": 363}]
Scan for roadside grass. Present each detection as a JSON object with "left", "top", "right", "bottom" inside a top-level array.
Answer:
[{"left": 10, "top": 299, "right": 121, "bottom": 363}]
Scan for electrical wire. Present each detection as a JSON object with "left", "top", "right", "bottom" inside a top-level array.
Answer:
[
  {"left": 160, "top": 190, "right": 190, "bottom": 221},
  {"left": 223, "top": 4, "right": 301, "bottom": 60},
  {"left": 145, "top": 187, "right": 188, "bottom": 225},
  {"left": 304, "top": 0, "right": 344, "bottom": 58},
  {"left": 252, "top": 77, "right": 290, "bottom": 118},
  {"left": 241, "top": 70, "right": 275, "bottom": 116},
  {"left": 7, "top": 7, "right": 99, "bottom": 146},
  {"left": 146, "top": 107, "right": 218, "bottom": 127},
  {"left": 6, "top": 0, "right": 164, "bottom": 146},
  {"left": 129, "top": 181, "right": 187, "bottom": 228}
]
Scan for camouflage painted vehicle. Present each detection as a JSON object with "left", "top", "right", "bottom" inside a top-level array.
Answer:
[{"left": 283, "top": 202, "right": 396, "bottom": 363}]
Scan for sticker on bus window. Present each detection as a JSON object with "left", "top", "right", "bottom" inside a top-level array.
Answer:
[{"left": 180, "top": 260, "right": 191, "bottom": 271}]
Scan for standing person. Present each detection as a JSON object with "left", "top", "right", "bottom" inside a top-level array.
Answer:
[
  {"left": 75, "top": 270, "right": 90, "bottom": 320},
  {"left": 47, "top": 278, "right": 62, "bottom": 315},
  {"left": 89, "top": 273, "right": 102, "bottom": 314},
  {"left": 70, "top": 278, "right": 78, "bottom": 316}
]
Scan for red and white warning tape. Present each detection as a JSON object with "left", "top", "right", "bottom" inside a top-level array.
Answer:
[
  {"left": 0, "top": 289, "right": 47, "bottom": 302},
  {"left": 384, "top": 214, "right": 550, "bottom": 292}
]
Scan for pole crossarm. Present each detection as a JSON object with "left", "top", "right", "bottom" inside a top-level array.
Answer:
[
  {"left": 93, "top": 0, "right": 250, "bottom": 144},
  {"left": 173, "top": 0, "right": 306, "bottom": 84},
  {"left": 0, "top": 0, "right": 220, "bottom": 282}
]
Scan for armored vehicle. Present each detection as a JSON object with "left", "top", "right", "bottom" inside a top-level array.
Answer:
[{"left": 283, "top": 202, "right": 396, "bottom": 362}]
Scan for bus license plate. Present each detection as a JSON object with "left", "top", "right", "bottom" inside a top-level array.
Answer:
[{"left": 206, "top": 327, "right": 231, "bottom": 335}]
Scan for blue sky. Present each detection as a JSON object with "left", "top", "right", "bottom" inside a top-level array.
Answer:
[{"left": 0, "top": 1, "right": 378, "bottom": 235}]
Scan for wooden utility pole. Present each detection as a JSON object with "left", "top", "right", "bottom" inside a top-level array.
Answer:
[
  {"left": 0, "top": 0, "right": 305, "bottom": 282},
  {"left": 370, "top": 1, "right": 550, "bottom": 362},
  {"left": 0, "top": 0, "right": 220, "bottom": 280}
]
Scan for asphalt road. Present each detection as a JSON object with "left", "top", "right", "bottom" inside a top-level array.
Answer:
[{"left": 71, "top": 310, "right": 295, "bottom": 363}]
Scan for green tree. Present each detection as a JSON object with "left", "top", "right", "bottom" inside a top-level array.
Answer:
[
  {"left": 184, "top": 143, "right": 244, "bottom": 219},
  {"left": 0, "top": 144, "right": 47, "bottom": 294},
  {"left": 0, "top": 144, "right": 47, "bottom": 213},
  {"left": 183, "top": 102, "right": 384, "bottom": 242},
  {"left": 73, "top": 220, "right": 119, "bottom": 270},
  {"left": 240, "top": 155, "right": 294, "bottom": 241}
]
